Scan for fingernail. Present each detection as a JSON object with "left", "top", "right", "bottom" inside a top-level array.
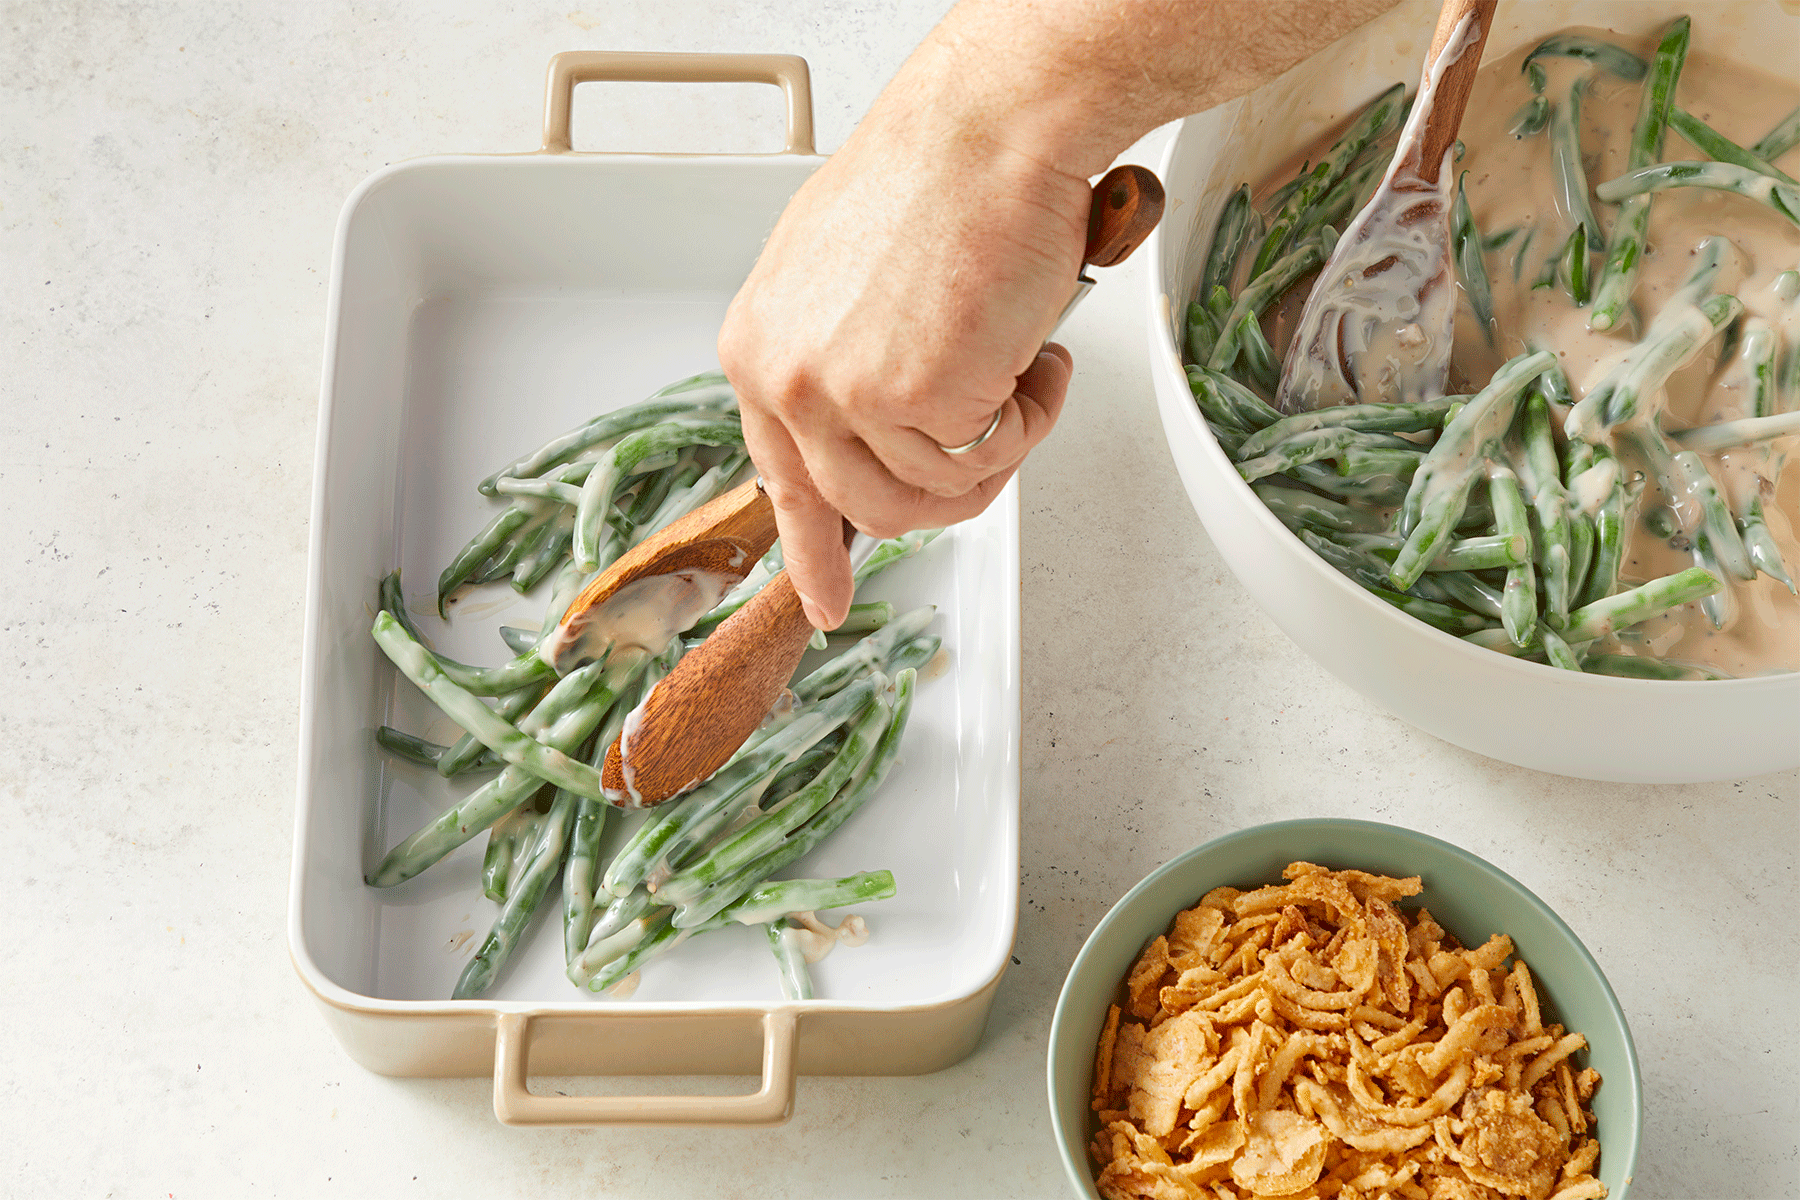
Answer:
[{"left": 796, "top": 590, "right": 828, "bottom": 630}]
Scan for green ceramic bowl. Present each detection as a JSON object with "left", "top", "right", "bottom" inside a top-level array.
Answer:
[{"left": 1047, "top": 818, "right": 1641, "bottom": 1197}]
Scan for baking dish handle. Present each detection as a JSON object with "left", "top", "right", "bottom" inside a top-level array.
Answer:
[
  {"left": 541, "top": 50, "right": 816, "bottom": 155},
  {"left": 490, "top": 1009, "right": 800, "bottom": 1126}
]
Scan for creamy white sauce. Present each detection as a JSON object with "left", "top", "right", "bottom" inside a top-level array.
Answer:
[
  {"left": 542, "top": 567, "right": 739, "bottom": 674},
  {"left": 789, "top": 911, "right": 870, "bottom": 964}
]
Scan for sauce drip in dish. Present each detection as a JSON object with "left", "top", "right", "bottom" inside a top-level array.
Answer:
[{"left": 1239, "top": 24, "right": 1799, "bottom": 677}]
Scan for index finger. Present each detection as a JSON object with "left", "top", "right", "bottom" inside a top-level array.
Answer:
[{"left": 737, "top": 399, "right": 857, "bottom": 631}]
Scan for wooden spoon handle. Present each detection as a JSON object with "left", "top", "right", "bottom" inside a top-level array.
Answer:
[
  {"left": 1084, "top": 164, "right": 1165, "bottom": 268},
  {"left": 1414, "top": 0, "right": 1497, "bottom": 185}
]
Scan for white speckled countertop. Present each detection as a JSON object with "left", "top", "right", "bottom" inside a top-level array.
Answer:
[{"left": 3, "top": 3, "right": 1795, "bottom": 1197}]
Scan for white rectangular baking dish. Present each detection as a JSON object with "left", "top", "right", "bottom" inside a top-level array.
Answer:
[{"left": 289, "top": 52, "right": 1021, "bottom": 1126}]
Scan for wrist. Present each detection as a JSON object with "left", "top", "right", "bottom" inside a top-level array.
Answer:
[{"left": 869, "top": 2, "right": 1161, "bottom": 184}]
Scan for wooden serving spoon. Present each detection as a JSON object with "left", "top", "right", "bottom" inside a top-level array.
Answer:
[
  {"left": 585, "top": 163, "right": 1165, "bottom": 807},
  {"left": 1275, "top": 0, "right": 1496, "bottom": 413}
]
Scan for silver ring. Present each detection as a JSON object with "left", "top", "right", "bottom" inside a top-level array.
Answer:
[{"left": 935, "top": 407, "right": 1004, "bottom": 455}]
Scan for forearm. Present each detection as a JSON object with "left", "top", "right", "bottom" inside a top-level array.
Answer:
[{"left": 886, "top": 0, "right": 1404, "bottom": 181}]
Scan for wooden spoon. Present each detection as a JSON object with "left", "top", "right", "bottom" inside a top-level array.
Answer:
[
  {"left": 596, "top": 163, "right": 1165, "bottom": 807},
  {"left": 1274, "top": 0, "right": 1496, "bottom": 413}
]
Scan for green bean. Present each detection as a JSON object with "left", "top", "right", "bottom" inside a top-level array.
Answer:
[
  {"left": 691, "top": 528, "right": 931, "bottom": 640},
  {"left": 790, "top": 606, "right": 937, "bottom": 704},
  {"left": 1569, "top": 292, "right": 1741, "bottom": 436},
  {"left": 455, "top": 790, "right": 577, "bottom": 999},
  {"left": 1288, "top": 460, "right": 1412, "bottom": 507},
  {"left": 1750, "top": 103, "right": 1800, "bottom": 162},
  {"left": 1189, "top": 367, "right": 1282, "bottom": 435},
  {"left": 1237, "top": 399, "right": 1456, "bottom": 460},
  {"left": 1579, "top": 459, "right": 1627, "bottom": 607},
  {"left": 766, "top": 922, "right": 813, "bottom": 1000},
  {"left": 1391, "top": 351, "right": 1555, "bottom": 590},
  {"left": 1521, "top": 386, "right": 1575, "bottom": 628},
  {"left": 1583, "top": 653, "right": 1724, "bottom": 681},
  {"left": 1298, "top": 530, "right": 1390, "bottom": 591},
  {"left": 1668, "top": 108, "right": 1798, "bottom": 185},
  {"left": 1433, "top": 533, "right": 1531, "bottom": 573},
  {"left": 1293, "top": 156, "right": 1384, "bottom": 244},
  {"left": 478, "top": 386, "right": 736, "bottom": 495},
  {"left": 718, "top": 871, "right": 897, "bottom": 927},
  {"left": 1564, "top": 511, "right": 1596, "bottom": 611},
  {"left": 1201, "top": 184, "right": 1256, "bottom": 301},
  {"left": 833, "top": 602, "right": 896, "bottom": 636},
  {"left": 1595, "top": 160, "right": 1800, "bottom": 225},
  {"left": 579, "top": 910, "right": 680, "bottom": 994},
  {"left": 1508, "top": 95, "right": 1549, "bottom": 139},
  {"left": 512, "top": 521, "right": 573, "bottom": 593},
  {"left": 1589, "top": 16, "right": 1691, "bottom": 333},
  {"left": 438, "top": 505, "right": 533, "bottom": 612},
  {"left": 1234, "top": 311, "right": 1281, "bottom": 394},
  {"left": 1537, "top": 623, "right": 1583, "bottom": 672},
  {"left": 1336, "top": 447, "right": 1422, "bottom": 482},
  {"left": 1629, "top": 429, "right": 1756, "bottom": 585},
  {"left": 1461, "top": 627, "right": 1540, "bottom": 658},
  {"left": 1208, "top": 230, "right": 1334, "bottom": 374},
  {"left": 1522, "top": 33, "right": 1647, "bottom": 81},
  {"left": 1548, "top": 81, "right": 1605, "bottom": 248},
  {"left": 1563, "top": 566, "right": 1721, "bottom": 642},
  {"left": 1671, "top": 411, "right": 1800, "bottom": 454},
  {"left": 561, "top": 646, "right": 674, "bottom": 962},
  {"left": 585, "top": 870, "right": 900, "bottom": 995},
  {"left": 497, "top": 625, "right": 538, "bottom": 657},
  {"left": 472, "top": 508, "right": 556, "bottom": 584},
  {"left": 569, "top": 889, "right": 661, "bottom": 984},
  {"left": 1186, "top": 302, "right": 1220, "bottom": 368},
  {"left": 571, "top": 417, "right": 746, "bottom": 572},
  {"left": 1484, "top": 226, "right": 1523, "bottom": 253},
  {"left": 1431, "top": 571, "right": 1505, "bottom": 621},
  {"left": 482, "top": 803, "right": 543, "bottom": 904},
  {"left": 1556, "top": 222, "right": 1591, "bottom": 307},
  {"left": 1487, "top": 466, "right": 1538, "bottom": 646},
  {"left": 1738, "top": 493, "right": 1797, "bottom": 593},
  {"left": 1454, "top": 173, "right": 1497, "bottom": 340},
  {"left": 638, "top": 450, "right": 752, "bottom": 540},
  {"left": 1717, "top": 317, "right": 1779, "bottom": 421},
  {"left": 1643, "top": 503, "right": 1681, "bottom": 540},
  {"left": 1510, "top": 227, "right": 1537, "bottom": 285},
  {"left": 1249, "top": 82, "right": 1406, "bottom": 278},
  {"left": 376, "top": 726, "right": 450, "bottom": 768},
  {"left": 1250, "top": 483, "right": 1388, "bottom": 536},
  {"left": 1236, "top": 428, "right": 1414, "bottom": 483},
  {"left": 1366, "top": 587, "right": 1491, "bottom": 636},
  {"left": 379, "top": 570, "right": 560, "bottom": 697}
]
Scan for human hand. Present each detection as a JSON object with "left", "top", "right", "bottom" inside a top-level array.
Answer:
[{"left": 718, "top": 76, "right": 1090, "bottom": 629}]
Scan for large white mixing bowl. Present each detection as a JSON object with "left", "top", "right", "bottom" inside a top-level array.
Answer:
[{"left": 1145, "top": 0, "right": 1799, "bottom": 783}]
